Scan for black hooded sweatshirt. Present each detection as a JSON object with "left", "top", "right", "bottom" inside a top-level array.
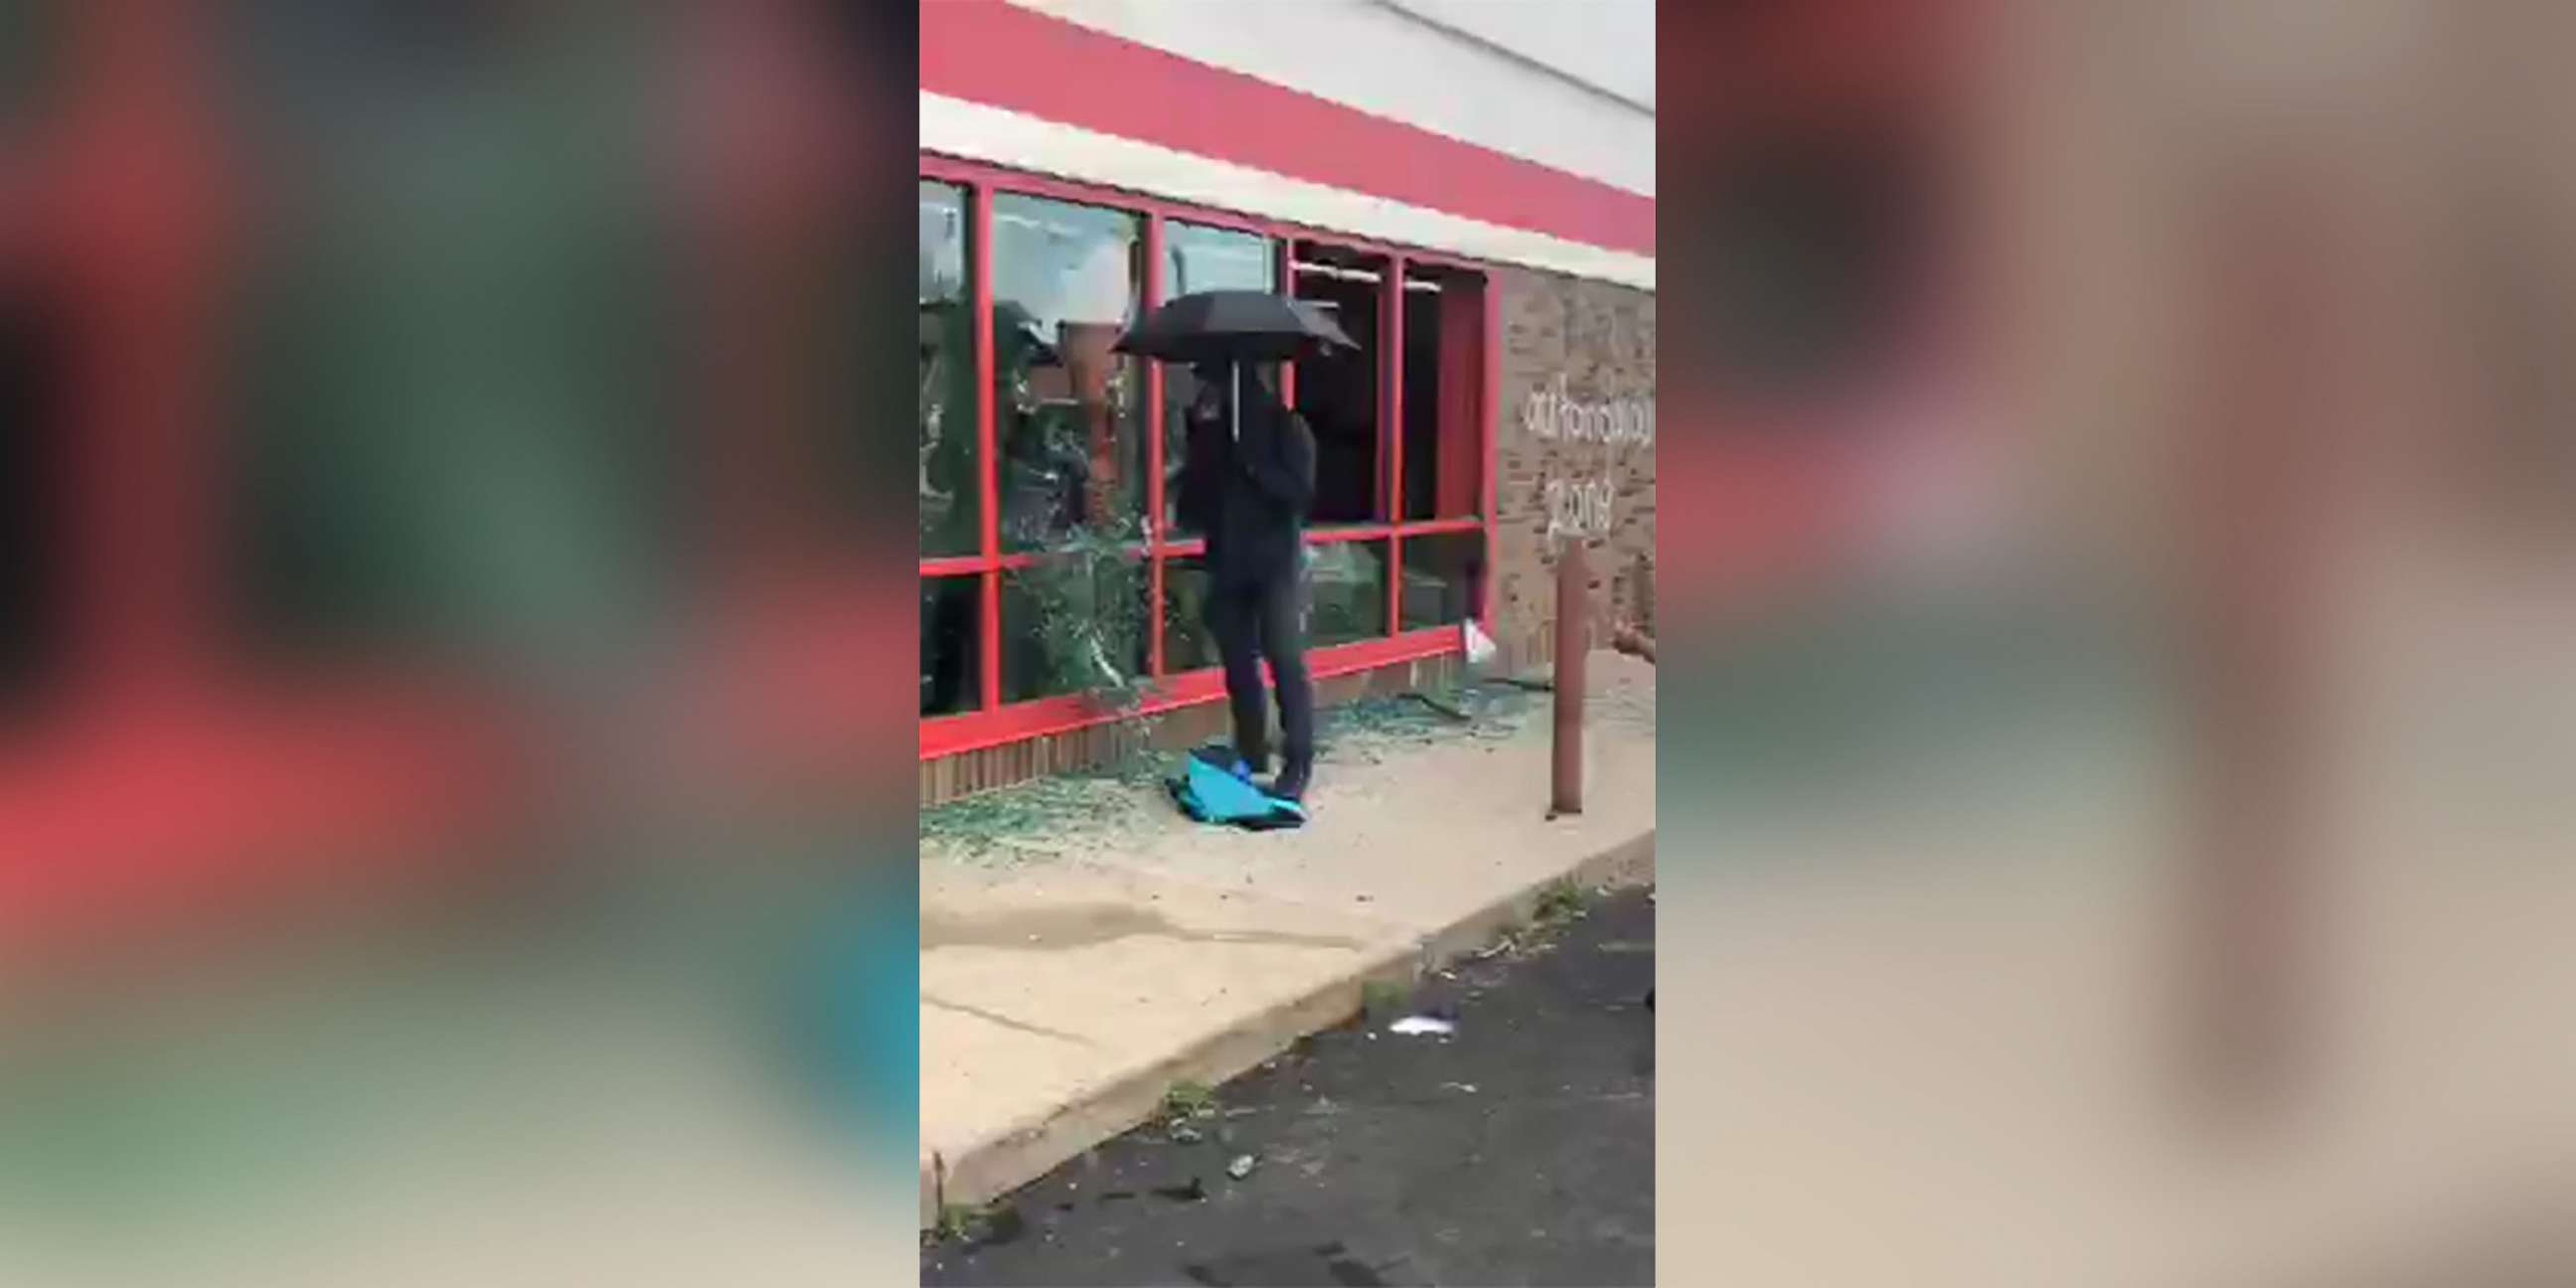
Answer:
[{"left": 1177, "top": 370, "right": 1315, "bottom": 589}]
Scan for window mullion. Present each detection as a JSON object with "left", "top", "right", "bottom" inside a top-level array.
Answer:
[{"left": 971, "top": 183, "right": 1002, "bottom": 713}]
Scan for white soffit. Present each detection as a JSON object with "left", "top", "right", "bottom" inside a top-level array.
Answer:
[{"left": 921, "top": 91, "right": 1657, "bottom": 291}]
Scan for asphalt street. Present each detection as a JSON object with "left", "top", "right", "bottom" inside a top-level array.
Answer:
[{"left": 921, "top": 885, "right": 1657, "bottom": 1287}]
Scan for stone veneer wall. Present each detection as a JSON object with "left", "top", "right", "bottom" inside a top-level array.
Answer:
[{"left": 1489, "top": 266, "right": 1658, "bottom": 673}]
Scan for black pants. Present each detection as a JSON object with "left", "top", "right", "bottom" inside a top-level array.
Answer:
[{"left": 1205, "top": 572, "right": 1312, "bottom": 775}]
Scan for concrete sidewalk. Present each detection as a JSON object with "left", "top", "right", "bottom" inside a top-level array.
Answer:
[{"left": 918, "top": 652, "right": 1657, "bottom": 1227}]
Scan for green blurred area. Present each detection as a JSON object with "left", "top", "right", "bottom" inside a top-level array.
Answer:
[
  {"left": 218, "top": 7, "right": 684, "bottom": 681},
  {"left": 1661, "top": 574, "right": 2169, "bottom": 834},
  {"left": 0, "top": 0, "right": 56, "bottom": 133}
]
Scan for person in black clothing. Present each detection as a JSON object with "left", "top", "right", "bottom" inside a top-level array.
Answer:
[{"left": 1177, "top": 360, "right": 1317, "bottom": 801}]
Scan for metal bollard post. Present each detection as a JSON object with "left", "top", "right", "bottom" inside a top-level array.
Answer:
[{"left": 1550, "top": 539, "right": 1587, "bottom": 816}]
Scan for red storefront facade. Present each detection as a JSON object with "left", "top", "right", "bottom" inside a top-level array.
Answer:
[
  {"left": 910, "top": 156, "right": 1505, "bottom": 763},
  {"left": 913, "top": 0, "right": 1657, "bottom": 776}
]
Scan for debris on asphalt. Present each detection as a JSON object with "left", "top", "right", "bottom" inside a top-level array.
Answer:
[
  {"left": 1387, "top": 1015, "right": 1456, "bottom": 1038},
  {"left": 1168, "top": 1121, "right": 1205, "bottom": 1144},
  {"left": 921, "top": 886, "right": 1658, "bottom": 1287}
]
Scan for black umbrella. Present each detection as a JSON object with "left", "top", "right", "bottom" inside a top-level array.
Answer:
[
  {"left": 1113, "top": 289, "right": 1358, "bottom": 365},
  {"left": 1114, "top": 289, "right": 1356, "bottom": 440}
]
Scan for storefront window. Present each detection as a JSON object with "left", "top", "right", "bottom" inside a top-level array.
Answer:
[
  {"left": 919, "top": 180, "right": 978, "bottom": 558},
  {"left": 1399, "top": 265, "right": 1485, "bottom": 521},
  {"left": 920, "top": 575, "right": 982, "bottom": 717},
  {"left": 917, "top": 170, "right": 1499, "bottom": 743},
  {"left": 1292, "top": 243, "right": 1385, "bottom": 526},
  {"left": 1160, "top": 222, "right": 1275, "bottom": 533},
  {"left": 990, "top": 193, "right": 1145, "bottom": 552},
  {"left": 1397, "top": 531, "right": 1484, "bottom": 630},
  {"left": 1000, "top": 556, "right": 1148, "bottom": 703},
  {"left": 1159, "top": 556, "right": 1218, "bottom": 673},
  {"left": 1304, "top": 541, "right": 1389, "bottom": 647}
]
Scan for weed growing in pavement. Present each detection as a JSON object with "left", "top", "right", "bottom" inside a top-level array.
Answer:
[
  {"left": 1473, "top": 883, "right": 1596, "bottom": 962},
  {"left": 1162, "top": 1079, "right": 1217, "bottom": 1121},
  {"left": 1158, "top": 1079, "right": 1220, "bottom": 1143},
  {"left": 928, "top": 1202, "right": 1013, "bottom": 1247},
  {"left": 1362, "top": 978, "right": 1410, "bottom": 1017},
  {"left": 1532, "top": 880, "right": 1589, "bottom": 928}
]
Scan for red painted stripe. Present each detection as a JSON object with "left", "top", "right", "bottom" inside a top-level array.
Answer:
[
  {"left": 919, "top": 0, "right": 1654, "bottom": 257},
  {"left": 919, "top": 626, "right": 1462, "bottom": 759},
  {"left": 0, "top": 694, "right": 510, "bottom": 952}
]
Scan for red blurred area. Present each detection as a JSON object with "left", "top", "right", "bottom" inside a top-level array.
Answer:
[
  {"left": 0, "top": 4, "right": 915, "bottom": 958},
  {"left": 1657, "top": 0, "right": 1966, "bottom": 614},
  {"left": 1662, "top": 0, "right": 2576, "bottom": 1281}
]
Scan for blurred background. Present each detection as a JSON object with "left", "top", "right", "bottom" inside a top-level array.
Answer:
[
  {"left": 2, "top": 4, "right": 922, "bottom": 1285},
  {"left": 1659, "top": 0, "right": 2576, "bottom": 1283}
]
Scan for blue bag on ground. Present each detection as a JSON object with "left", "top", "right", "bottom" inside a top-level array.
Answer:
[{"left": 1168, "top": 750, "right": 1306, "bottom": 830}]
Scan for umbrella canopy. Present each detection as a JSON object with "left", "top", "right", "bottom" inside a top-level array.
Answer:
[{"left": 1113, "top": 289, "right": 1359, "bottom": 365}]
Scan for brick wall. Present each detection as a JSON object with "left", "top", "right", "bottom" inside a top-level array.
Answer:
[{"left": 1490, "top": 266, "right": 1658, "bottom": 673}]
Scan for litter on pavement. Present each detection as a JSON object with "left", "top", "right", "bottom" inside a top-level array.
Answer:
[
  {"left": 1387, "top": 1015, "right": 1456, "bottom": 1038},
  {"left": 1226, "top": 1154, "right": 1258, "bottom": 1180},
  {"left": 1464, "top": 618, "right": 1499, "bottom": 669}
]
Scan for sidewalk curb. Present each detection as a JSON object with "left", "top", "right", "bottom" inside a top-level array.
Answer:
[{"left": 920, "top": 827, "right": 1655, "bottom": 1228}]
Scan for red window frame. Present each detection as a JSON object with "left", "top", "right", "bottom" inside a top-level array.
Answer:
[{"left": 918, "top": 153, "right": 1498, "bottom": 760}]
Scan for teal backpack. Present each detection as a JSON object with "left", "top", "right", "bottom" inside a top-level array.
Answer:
[{"left": 1168, "top": 748, "right": 1307, "bottom": 830}]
